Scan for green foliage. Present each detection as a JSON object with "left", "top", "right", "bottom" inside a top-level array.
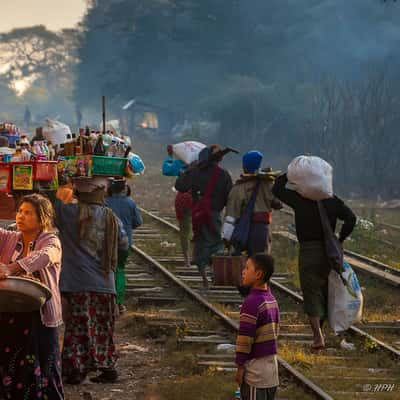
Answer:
[{"left": 363, "top": 336, "right": 379, "bottom": 353}]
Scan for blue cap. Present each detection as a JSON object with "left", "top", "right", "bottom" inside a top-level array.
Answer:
[{"left": 243, "top": 150, "right": 263, "bottom": 173}]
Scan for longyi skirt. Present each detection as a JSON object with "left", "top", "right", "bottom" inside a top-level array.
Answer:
[
  {"left": 0, "top": 312, "right": 64, "bottom": 400},
  {"left": 298, "top": 241, "right": 331, "bottom": 319},
  {"left": 62, "top": 292, "right": 117, "bottom": 376}
]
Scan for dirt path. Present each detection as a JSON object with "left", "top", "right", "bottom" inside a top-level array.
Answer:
[{"left": 64, "top": 311, "right": 167, "bottom": 400}]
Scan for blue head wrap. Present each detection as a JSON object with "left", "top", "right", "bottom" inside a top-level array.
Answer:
[{"left": 243, "top": 150, "right": 263, "bottom": 173}]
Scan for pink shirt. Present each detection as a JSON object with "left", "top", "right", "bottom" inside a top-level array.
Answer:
[{"left": 0, "top": 228, "right": 63, "bottom": 328}]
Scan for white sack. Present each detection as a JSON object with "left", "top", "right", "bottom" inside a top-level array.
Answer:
[
  {"left": 99, "top": 120, "right": 120, "bottom": 134},
  {"left": 42, "top": 119, "right": 72, "bottom": 146},
  {"left": 328, "top": 262, "right": 363, "bottom": 333},
  {"left": 172, "top": 141, "right": 206, "bottom": 165},
  {"left": 287, "top": 155, "right": 333, "bottom": 200},
  {"left": 121, "top": 134, "right": 131, "bottom": 146}
]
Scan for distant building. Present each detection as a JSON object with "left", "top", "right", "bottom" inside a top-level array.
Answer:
[{"left": 120, "top": 99, "right": 180, "bottom": 138}]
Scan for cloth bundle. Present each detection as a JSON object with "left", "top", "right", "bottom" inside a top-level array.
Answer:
[{"left": 287, "top": 155, "right": 333, "bottom": 200}]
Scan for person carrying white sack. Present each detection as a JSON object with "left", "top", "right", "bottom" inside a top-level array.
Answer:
[{"left": 272, "top": 156, "right": 356, "bottom": 350}]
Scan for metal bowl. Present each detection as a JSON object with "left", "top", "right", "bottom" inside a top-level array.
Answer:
[{"left": 0, "top": 276, "right": 52, "bottom": 312}]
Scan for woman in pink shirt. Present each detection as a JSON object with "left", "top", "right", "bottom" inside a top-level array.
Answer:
[{"left": 0, "top": 193, "right": 64, "bottom": 400}]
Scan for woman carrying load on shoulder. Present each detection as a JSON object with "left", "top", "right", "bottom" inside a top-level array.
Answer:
[
  {"left": 162, "top": 145, "right": 193, "bottom": 268},
  {"left": 223, "top": 150, "right": 282, "bottom": 298},
  {"left": 272, "top": 172, "right": 356, "bottom": 350},
  {"left": 0, "top": 193, "right": 64, "bottom": 400},
  {"left": 223, "top": 150, "right": 282, "bottom": 256},
  {"left": 54, "top": 182, "right": 128, "bottom": 384}
]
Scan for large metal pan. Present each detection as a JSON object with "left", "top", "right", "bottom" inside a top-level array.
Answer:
[{"left": 0, "top": 276, "right": 52, "bottom": 312}]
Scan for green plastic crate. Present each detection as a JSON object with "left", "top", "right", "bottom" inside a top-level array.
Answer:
[{"left": 91, "top": 156, "right": 127, "bottom": 176}]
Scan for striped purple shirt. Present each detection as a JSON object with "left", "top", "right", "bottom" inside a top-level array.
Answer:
[
  {"left": 236, "top": 288, "right": 280, "bottom": 366},
  {"left": 0, "top": 228, "right": 63, "bottom": 328}
]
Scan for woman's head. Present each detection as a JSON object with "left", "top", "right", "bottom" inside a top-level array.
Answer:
[
  {"left": 199, "top": 144, "right": 223, "bottom": 164},
  {"left": 107, "top": 179, "right": 128, "bottom": 196},
  {"left": 16, "top": 194, "right": 55, "bottom": 234}
]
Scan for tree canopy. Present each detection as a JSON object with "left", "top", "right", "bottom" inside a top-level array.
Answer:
[{"left": 0, "top": 0, "right": 399, "bottom": 196}]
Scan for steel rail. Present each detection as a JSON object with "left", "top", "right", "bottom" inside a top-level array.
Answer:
[
  {"left": 344, "top": 249, "right": 400, "bottom": 278},
  {"left": 131, "top": 243, "right": 334, "bottom": 400},
  {"left": 378, "top": 221, "right": 400, "bottom": 232},
  {"left": 139, "top": 207, "right": 180, "bottom": 233},
  {"left": 270, "top": 280, "right": 400, "bottom": 358},
  {"left": 281, "top": 206, "right": 400, "bottom": 233}
]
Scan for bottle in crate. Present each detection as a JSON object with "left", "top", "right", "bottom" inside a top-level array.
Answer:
[
  {"left": 64, "top": 134, "right": 74, "bottom": 156},
  {"left": 93, "top": 135, "right": 106, "bottom": 156}
]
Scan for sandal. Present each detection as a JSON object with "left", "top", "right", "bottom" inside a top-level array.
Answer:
[
  {"left": 90, "top": 369, "right": 118, "bottom": 383},
  {"left": 65, "top": 371, "right": 87, "bottom": 385}
]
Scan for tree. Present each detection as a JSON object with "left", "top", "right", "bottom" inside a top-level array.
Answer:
[
  {"left": 0, "top": 26, "right": 79, "bottom": 92},
  {"left": 305, "top": 74, "right": 400, "bottom": 197},
  {"left": 74, "top": 0, "right": 245, "bottom": 110}
]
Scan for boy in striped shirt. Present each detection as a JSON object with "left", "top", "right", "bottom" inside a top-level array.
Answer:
[{"left": 236, "top": 254, "right": 280, "bottom": 400}]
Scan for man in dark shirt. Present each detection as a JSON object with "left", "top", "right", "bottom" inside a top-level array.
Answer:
[
  {"left": 175, "top": 145, "right": 233, "bottom": 287},
  {"left": 273, "top": 173, "right": 356, "bottom": 349}
]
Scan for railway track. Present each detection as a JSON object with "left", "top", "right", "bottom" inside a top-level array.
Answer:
[
  {"left": 134, "top": 208, "right": 399, "bottom": 400},
  {"left": 378, "top": 222, "right": 400, "bottom": 233},
  {"left": 126, "top": 243, "right": 321, "bottom": 398},
  {"left": 278, "top": 209, "right": 400, "bottom": 286}
]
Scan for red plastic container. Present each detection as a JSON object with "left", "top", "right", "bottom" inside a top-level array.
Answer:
[
  {"left": 33, "top": 161, "right": 58, "bottom": 181},
  {"left": 0, "top": 163, "right": 11, "bottom": 193}
]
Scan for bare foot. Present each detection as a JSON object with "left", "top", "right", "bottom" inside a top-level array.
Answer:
[{"left": 311, "top": 340, "right": 325, "bottom": 351}]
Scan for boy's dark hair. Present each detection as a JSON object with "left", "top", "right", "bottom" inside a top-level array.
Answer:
[{"left": 249, "top": 253, "right": 274, "bottom": 283}]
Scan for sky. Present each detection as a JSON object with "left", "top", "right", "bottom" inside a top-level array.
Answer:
[{"left": 0, "top": 0, "right": 87, "bottom": 32}]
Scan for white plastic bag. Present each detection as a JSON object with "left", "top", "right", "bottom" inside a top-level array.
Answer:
[
  {"left": 328, "top": 262, "right": 363, "bottom": 333},
  {"left": 222, "top": 216, "right": 235, "bottom": 241},
  {"left": 287, "top": 155, "right": 333, "bottom": 200},
  {"left": 172, "top": 141, "right": 206, "bottom": 165},
  {"left": 42, "top": 119, "right": 72, "bottom": 146},
  {"left": 216, "top": 344, "right": 236, "bottom": 353}
]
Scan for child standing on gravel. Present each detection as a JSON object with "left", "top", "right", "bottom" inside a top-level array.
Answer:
[{"left": 235, "top": 254, "right": 280, "bottom": 400}]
